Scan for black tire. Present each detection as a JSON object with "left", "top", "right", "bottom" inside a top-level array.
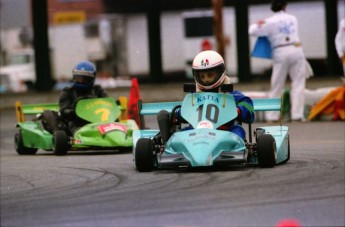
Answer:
[
  {"left": 53, "top": 130, "right": 69, "bottom": 156},
  {"left": 255, "top": 128, "right": 265, "bottom": 141},
  {"left": 14, "top": 130, "right": 38, "bottom": 155},
  {"left": 135, "top": 138, "right": 155, "bottom": 172},
  {"left": 257, "top": 134, "right": 276, "bottom": 168},
  {"left": 157, "top": 110, "right": 171, "bottom": 144}
]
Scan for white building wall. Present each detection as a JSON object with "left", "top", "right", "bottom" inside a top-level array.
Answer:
[
  {"left": 161, "top": 12, "right": 185, "bottom": 73},
  {"left": 49, "top": 24, "right": 89, "bottom": 79},
  {"left": 125, "top": 15, "right": 149, "bottom": 75}
]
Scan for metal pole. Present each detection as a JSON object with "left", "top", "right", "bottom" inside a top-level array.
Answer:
[
  {"left": 234, "top": 0, "right": 251, "bottom": 82},
  {"left": 212, "top": 0, "right": 225, "bottom": 59},
  {"left": 146, "top": 0, "right": 163, "bottom": 83},
  {"left": 324, "top": 0, "right": 342, "bottom": 76},
  {"left": 31, "top": 0, "right": 54, "bottom": 91}
]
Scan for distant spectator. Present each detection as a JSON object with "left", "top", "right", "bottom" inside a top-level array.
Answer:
[{"left": 249, "top": 0, "right": 307, "bottom": 122}]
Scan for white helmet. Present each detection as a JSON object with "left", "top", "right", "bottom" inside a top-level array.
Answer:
[{"left": 192, "top": 50, "right": 226, "bottom": 91}]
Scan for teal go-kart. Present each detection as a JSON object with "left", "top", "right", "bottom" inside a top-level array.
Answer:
[
  {"left": 133, "top": 84, "right": 289, "bottom": 172},
  {"left": 14, "top": 97, "right": 139, "bottom": 156}
]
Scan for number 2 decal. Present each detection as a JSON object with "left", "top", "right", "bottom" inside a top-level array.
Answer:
[{"left": 196, "top": 104, "right": 219, "bottom": 123}]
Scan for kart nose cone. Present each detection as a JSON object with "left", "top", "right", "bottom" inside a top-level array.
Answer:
[
  {"left": 167, "top": 129, "right": 246, "bottom": 167},
  {"left": 188, "top": 146, "right": 214, "bottom": 166}
]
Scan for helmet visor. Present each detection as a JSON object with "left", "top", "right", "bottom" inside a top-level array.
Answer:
[
  {"left": 193, "top": 69, "right": 221, "bottom": 86},
  {"left": 73, "top": 75, "right": 94, "bottom": 85}
]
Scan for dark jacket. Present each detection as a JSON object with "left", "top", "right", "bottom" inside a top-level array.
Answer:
[{"left": 59, "top": 85, "right": 108, "bottom": 131}]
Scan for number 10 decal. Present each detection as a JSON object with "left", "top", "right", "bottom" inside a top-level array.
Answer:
[{"left": 197, "top": 104, "right": 219, "bottom": 123}]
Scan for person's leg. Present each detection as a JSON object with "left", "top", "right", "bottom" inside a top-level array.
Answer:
[
  {"left": 41, "top": 110, "right": 59, "bottom": 133},
  {"left": 289, "top": 49, "right": 306, "bottom": 120},
  {"left": 265, "top": 53, "right": 288, "bottom": 121}
]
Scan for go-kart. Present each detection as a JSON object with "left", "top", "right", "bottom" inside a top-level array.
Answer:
[
  {"left": 14, "top": 97, "right": 139, "bottom": 155},
  {"left": 133, "top": 84, "right": 289, "bottom": 172}
]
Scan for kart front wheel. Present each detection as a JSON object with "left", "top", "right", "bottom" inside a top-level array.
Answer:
[
  {"left": 53, "top": 130, "right": 69, "bottom": 156},
  {"left": 14, "top": 131, "right": 38, "bottom": 155},
  {"left": 257, "top": 134, "right": 276, "bottom": 168},
  {"left": 135, "top": 138, "right": 155, "bottom": 172}
]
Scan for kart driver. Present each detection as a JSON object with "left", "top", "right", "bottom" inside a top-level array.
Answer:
[
  {"left": 59, "top": 61, "right": 108, "bottom": 135},
  {"left": 181, "top": 50, "right": 255, "bottom": 140}
]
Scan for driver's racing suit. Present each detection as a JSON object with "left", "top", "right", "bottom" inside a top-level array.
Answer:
[
  {"left": 224, "top": 90, "right": 255, "bottom": 140},
  {"left": 59, "top": 85, "right": 108, "bottom": 134}
]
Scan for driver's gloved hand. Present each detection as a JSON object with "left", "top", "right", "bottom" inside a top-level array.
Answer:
[{"left": 174, "top": 107, "right": 187, "bottom": 124}]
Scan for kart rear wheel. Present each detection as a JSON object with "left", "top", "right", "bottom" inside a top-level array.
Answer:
[
  {"left": 135, "top": 138, "right": 155, "bottom": 172},
  {"left": 255, "top": 128, "right": 265, "bottom": 141},
  {"left": 257, "top": 134, "right": 276, "bottom": 168},
  {"left": 14, "top": 130, "right": 38, "bottom": 155},
  {"left": 157, "top": 110, "right": 171, "bottom": 144},
  {"left": 53, "top": 130, "right": 69, "bottom": 156}
]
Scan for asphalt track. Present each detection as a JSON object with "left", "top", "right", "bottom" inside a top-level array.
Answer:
[{"left": 1, "top": 106, "right": 344, "bottom": 226}]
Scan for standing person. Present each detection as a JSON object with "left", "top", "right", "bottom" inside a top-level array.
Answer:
[
  {"left": 169, "top": 50, "right": 255, "bottom": 140},
  {"left": 59, "top": 61, "right": 108, "bottom": 134},
  {"left": 335, "top": 18, "right": 345, "bottom": 76},
  {"left": 249, "top": 0, "right": 306, "bottom": 122}
]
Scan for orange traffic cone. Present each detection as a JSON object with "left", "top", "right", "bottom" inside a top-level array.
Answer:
[{"left": 128, "top": 78, "right": 141, "bottom": 127}]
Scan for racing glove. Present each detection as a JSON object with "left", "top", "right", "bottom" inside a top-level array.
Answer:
[{"left": 174, "top": 107, "right": 188, "bottom": 124}]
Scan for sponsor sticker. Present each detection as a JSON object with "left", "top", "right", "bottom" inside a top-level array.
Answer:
[
  {"left": 197, "top": 120, "right": 213, "bottom": 129},
  {"left": 97, "top": 123, "right": 127, "bottom": 135}
]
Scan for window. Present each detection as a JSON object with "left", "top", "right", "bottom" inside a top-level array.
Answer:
[{"left": 184, "top": 16, "right": 213, "bottom": 37}]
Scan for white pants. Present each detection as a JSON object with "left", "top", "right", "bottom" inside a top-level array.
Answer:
[{"left": 265, "top": 45, "right": 306, "bottom": 121}]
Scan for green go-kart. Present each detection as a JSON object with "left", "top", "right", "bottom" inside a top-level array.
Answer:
[{"left": 14, "top": 97, "right": 139, "bottom": 155}]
